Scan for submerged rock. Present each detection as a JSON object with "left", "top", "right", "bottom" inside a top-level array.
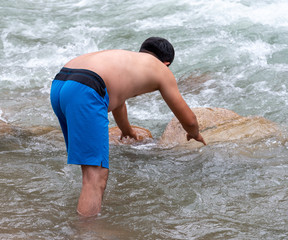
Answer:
[
  {"left": 0, "top": 120, "right": 63, "bottom": 151},
  {"left": 159, "top": 107, "right": 281, "bottom": 148},
  {"left": 0, "top": 120, "right": 153, "bottom": 150},
  {"left": 0, "top": 120, "right": 61, "bottom": 136}
]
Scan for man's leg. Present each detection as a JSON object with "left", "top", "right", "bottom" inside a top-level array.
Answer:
[{"left": 77, "top": 165, "right": 109, "bottom": 217}]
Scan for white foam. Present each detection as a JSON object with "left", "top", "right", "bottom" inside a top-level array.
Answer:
[
  {"left": 0, "top": 109, "right": 8, "bottom": 123},
  {"left": 133, "top": 12, "right": 189, "bottom": 31},
  {"left": 185, "top": 0, "right": 288, "bottom": 27},
  {"left": 237, "top": 40, "right": 276, "bottom": 67},
  {"left": 1, "top": 0, "right": 288, "bottom": 127},
  {"left": 127, "top": 96, "right": 173, "bottom": 121}
]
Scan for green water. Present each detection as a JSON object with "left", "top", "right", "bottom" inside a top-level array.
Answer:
[{"left": 1, "top": 0, "right": 288, "bottom": 239}]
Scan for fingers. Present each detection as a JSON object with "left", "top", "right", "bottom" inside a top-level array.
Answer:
[
  {"left": 120, "top": 133, "right": 124, "bottom": 140},
  {"left": 197, "top": 134, "right": 206, "bottom": 145},
  {"left": 120, "top": 130, "right": 138, "bottom": 141},
  {"left": 187, "top": 133, "right": 206, "bottom": 145}
]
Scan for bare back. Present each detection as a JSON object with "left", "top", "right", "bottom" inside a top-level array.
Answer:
[{"left": 64, "top": 50, "right": 174, "bottom": 112}]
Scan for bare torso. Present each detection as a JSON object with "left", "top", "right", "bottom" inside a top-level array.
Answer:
[{"left": 64, "top": 50, "right": 173, "bottom": 112}]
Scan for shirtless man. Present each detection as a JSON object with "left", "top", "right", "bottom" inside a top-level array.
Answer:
[{"left": 50, "top": 37, "right": 206, "bottom": 217}]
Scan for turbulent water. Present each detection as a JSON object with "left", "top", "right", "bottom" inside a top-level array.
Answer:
[{"left": 1, "top": 0, "right": 288, "bottom": 239}]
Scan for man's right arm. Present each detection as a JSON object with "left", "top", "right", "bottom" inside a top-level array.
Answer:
[{"left": 112, "top": 102, "right": 138, "bottom": 140}]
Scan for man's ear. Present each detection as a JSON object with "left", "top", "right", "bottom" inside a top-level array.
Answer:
[{"left": 164, "top": 62, "right": 170, "bottom": 66}]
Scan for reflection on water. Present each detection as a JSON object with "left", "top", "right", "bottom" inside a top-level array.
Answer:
[{"left": 1, "top": 135, "right": 288, "bottom": 239}]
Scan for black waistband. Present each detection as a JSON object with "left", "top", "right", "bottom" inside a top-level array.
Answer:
[{"left": 54, "top": 67, "right": 106, "bottom": 98}]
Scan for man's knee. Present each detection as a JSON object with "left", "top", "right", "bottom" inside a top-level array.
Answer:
[{"left": 81, "top": 165, "right": 109, "bottom": 190}]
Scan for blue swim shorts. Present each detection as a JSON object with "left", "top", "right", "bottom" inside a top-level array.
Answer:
[{"left": 50, "top": 67, "right": 110, "bottom": 168}]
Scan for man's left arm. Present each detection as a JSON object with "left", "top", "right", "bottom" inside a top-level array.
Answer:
[{"left": 158, "top": 72, "right": 206, "bottom": 145}]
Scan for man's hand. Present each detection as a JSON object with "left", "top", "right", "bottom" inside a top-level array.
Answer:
[
  {"left": 187, "top": 132, "right": 206, "bottom": 145},
  {"left": 120, "top": 128, "right": 138, "bottom": 141}
]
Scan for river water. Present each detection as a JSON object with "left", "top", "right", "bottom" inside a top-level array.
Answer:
[{"left": 1, "top": 0, "right": 288, "bottom": 239}]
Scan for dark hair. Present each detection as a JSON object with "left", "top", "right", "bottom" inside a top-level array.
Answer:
[{"left": 139, "top": 37, "right": 175, "bottom": 66}]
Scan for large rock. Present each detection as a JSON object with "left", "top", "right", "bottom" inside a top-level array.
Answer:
[
  {"left": 159, "top": 107, "right": 280, "bottom": 148},
  {"left": 2, "top": 107, "right": 280, "bottom": 150}
]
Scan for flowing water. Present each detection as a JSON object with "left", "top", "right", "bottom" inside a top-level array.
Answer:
[{"left": 1, "top": 0, "right": 288, "bottom": 239}]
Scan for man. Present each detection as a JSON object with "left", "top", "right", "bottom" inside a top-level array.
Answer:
[{"left": 50, "top": 37, "right": 206, "bottom": 217}]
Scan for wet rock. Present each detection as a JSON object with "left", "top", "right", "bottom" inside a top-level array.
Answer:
[
  {"left": 3, "top": 107, "right": 279, "bottom": 151},
  {"left": 178, "top": 73, "right": 213, "bottom": 95},
  {"left": 159, "top": 107, "right": 281, "bottom": 148},
  {"left": 0, "top": 120, "right": 13, "bottom": 134}
]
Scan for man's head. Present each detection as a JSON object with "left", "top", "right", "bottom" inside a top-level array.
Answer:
[{"left": 139, "top": 37, "right": 175, "bottom": 66}]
